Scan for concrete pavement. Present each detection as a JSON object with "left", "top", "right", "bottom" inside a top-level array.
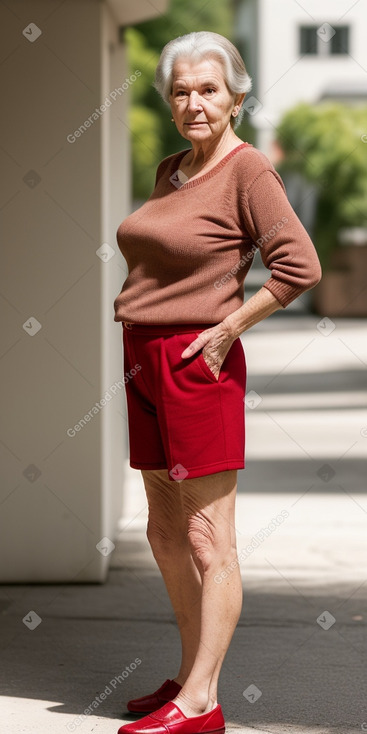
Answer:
[{"left": 1, "top": 315, "right": 366, "bottom": 734}]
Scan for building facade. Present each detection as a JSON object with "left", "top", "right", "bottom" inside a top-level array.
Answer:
[{"left": 235, "top": 0, "right": 367, "bottom": 154}]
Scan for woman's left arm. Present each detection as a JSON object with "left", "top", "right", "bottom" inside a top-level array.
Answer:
[
  {"left": 223, "top": 285, "right": 283, "bottom": 338},
  {"left": 240, "top": 167, "right": 322, "bottom": 308},
  {"left": 181, "top": 165, "right": 322, "bottom": 377},
  {"left": 222, "top": 165, "right": 323, "bottom": 340}
]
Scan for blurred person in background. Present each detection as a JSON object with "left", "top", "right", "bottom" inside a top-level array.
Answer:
[{"left": 114, "top": 31, "right": 321, "bottom": 734}]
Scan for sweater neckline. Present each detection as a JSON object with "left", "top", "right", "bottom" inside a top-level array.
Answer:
[{"left": 170, "top": 142, "right": 252, "bottom": 190}]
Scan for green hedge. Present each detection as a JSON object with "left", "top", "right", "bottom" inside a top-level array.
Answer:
[{"left": 276, "top": 102, "right": 367, "bottom": 266}]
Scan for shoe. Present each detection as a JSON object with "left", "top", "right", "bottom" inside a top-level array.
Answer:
[
  {"left": 127, "top": 679, "right": 182, "bottom": 714},
  {"left": 118, "top": 701, "right": 225, "bottom": 734}
]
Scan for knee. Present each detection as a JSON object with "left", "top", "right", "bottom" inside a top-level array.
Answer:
[
  {"left": 187, "top": 513, "right": 233, "bottom": 575},
  {"left": 146, "top": 516, "right": 186, "bottom": 562}
]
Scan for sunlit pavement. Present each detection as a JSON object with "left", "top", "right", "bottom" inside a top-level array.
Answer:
[{"left": 1, "top": 315, "right": 366, "bottom": 734}]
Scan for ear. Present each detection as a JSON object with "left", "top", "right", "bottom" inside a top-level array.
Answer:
[{"left": 235, "top": 92, "right": 246, "bottom": 109}]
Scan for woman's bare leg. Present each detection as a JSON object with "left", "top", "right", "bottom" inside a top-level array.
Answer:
[
  {"left": 173, "top": 469, "right": 242, "bottom": 716},
  {"left": 141, "top": 469, "right": 202, "bottom": 685},
  {"left": 141, "top": 468, "right": 242, "bottom": 715}
]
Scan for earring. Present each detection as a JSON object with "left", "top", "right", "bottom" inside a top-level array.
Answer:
[{"left": 171, "top": 117, "right": 174, "bottom": 122}]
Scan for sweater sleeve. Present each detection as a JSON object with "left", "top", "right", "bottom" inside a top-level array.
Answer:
[{"left": 242, "top": 168, "right": 322, "bottom": 307}]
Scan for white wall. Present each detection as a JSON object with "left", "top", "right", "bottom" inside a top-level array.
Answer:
[
  {"left": 0, "top": 0, "right": 137, "bottom": 582},
  {"left": 100, "top": 2, "right": 132, "bottom": 570}
]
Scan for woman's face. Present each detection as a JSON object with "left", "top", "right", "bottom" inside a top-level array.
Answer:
[{"left": 169, "top": 56, "right": 241, "bottom": 144}]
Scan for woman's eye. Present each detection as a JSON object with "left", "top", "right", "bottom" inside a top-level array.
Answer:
[{"left": 205, "top": 88, "right": 215, "bottom": 94}]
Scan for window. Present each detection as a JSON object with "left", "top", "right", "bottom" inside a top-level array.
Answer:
[
  {"left": 330, "top": 26, "right": 349, "bottom": 54},
  {"left": 300, "top": 26, "right": 318, "bottom": 55},
  {"left": 299, "top": 25, "right": 350, "bottom": 56}
]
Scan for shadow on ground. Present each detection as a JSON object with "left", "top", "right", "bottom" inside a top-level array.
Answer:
[{"left": 1, "top": 528, "right": 366, "bottom": 734}]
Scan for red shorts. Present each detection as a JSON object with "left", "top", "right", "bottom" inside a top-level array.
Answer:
[{"left": 122, "top": 322, "right": 246, "bottom": 481}]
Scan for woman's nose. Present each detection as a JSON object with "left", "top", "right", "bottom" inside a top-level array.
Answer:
[{"left": 188, "top": 91, "right": 203, "bottom": 111}]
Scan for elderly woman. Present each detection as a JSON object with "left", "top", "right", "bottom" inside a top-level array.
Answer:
[{"left": 114, "top": 31, "right": 321, "bottom": 734}]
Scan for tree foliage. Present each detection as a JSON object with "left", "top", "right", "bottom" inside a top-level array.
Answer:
[{"left": 276, "top": 102, "right": 367, "bottom": 266}]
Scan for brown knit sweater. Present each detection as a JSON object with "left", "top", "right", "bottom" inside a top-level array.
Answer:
[{"left": 114, "top": 143, "right": 321, "bottom": 324}]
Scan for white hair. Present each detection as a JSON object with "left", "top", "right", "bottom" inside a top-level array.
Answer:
[{"left": 154, "top": 31, "right": 252, "bottom": 127}]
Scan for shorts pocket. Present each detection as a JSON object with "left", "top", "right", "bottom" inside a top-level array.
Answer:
[
  {"left": 196, "top": 351, "right": 220, "bottom": 382},
  {"left": 194, "top": 332, "right": 221, "bottom": 383}
]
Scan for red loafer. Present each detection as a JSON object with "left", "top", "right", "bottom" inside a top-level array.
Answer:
[
  {"left": 118, "top": 700, "right": 225, "bottom": 734},
  {"left": 127, "top": 679, "right": 182, "bottom": 714}
]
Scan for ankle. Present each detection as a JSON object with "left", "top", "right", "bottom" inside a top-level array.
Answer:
[
  {"left": 174, "top": 689, "right": 217, "bottom": 716},
  {"left": 173, "top": 671, "right": 191, "bottom": 687}
]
